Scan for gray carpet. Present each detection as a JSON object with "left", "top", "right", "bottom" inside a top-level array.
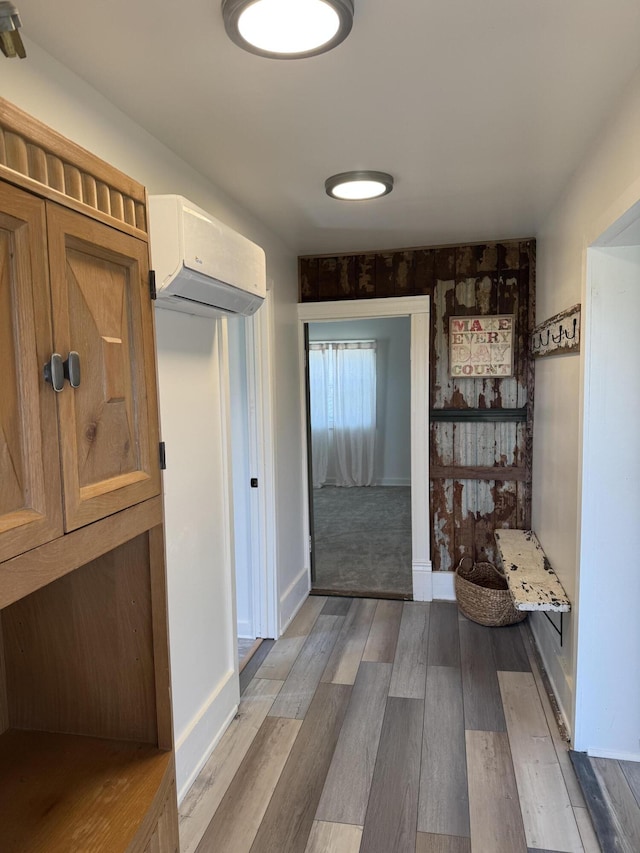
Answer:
[{"left": 312, "top": 486, "right": 412, "bottom": 596}]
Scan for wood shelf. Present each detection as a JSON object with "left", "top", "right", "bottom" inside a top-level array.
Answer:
[
  {"left": 0, "top": 729, "right": 171, "bottom": 852},
  {"left": 0, "top": 496, "right": 162, "bottom": 610}
]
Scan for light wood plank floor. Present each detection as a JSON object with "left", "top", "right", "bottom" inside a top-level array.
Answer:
[{"left": 181, "top": 598, "right": 601, "bottom": 853}]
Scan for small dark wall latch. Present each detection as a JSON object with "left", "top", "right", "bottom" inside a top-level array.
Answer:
[{"left": 250, "top": 478, "right": 258, "bottom": 488}]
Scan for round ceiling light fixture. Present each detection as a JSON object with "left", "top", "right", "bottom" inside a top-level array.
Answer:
[
  {"left": 325, "top": 171, "right": 394, "bottom": 201},
  {"left": 222, "top": 0, "right": 354, "bottom": 59}
]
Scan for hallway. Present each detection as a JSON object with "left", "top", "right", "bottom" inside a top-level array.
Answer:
[{"left": 179, "top": 597, "right": 600, "bottom": 853}]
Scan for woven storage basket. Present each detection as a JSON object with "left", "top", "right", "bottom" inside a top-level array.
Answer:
[{"left": 455, "top": 556, "right": 527, "bottom": 627}]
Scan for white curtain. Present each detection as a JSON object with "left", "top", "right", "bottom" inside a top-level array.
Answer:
[
  {"left": 309, "top": 343, "right": 331, "bottom": 487},
  {"left": 309, "top": 340, "right": 377, "bottom": 488}
]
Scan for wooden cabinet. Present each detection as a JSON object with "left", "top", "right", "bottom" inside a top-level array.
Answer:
[
  {"left": 0, "top": 99, "right": 178, "bottom": 851},
  {"left": 0, "top": 186, "right": 161, "bottom": 563},
  {"left": 48, "top": 203, "right": 160, "bottom": 531},
  {"left": 0, "top": 183, "right": 62, "bottom": 563}
]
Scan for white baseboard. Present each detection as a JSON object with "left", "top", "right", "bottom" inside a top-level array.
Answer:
[
  {"left": 587, "top": 747, "right": 640, "bottom": 761},
  {"left": 279, "top": 566, "right": 310, "bottom": 636},
  {"left": 432, "top": 570, "right": 456, "bottom": 601},
  {"left": 236, "top": 619, "right": 253, "bottom": 639},
  {"left": 412, "top": 564, "right": 456, "bottom": 602},
  {"left": 175, "top": 670, "right": 239, "bottom": 803},
  {"left": 529, "top": 615, "right": 573, "bottom": 742},
  {"left": 412, "top": 561, "right": 433, "bottom": 601}
]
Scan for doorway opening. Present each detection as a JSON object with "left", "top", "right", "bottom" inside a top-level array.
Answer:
[
  {"left": 307, "top": 316, "right": 412, "bottom": 598},
  {"left": 298, "top": 296, "right": 437, "bottom": 603}
]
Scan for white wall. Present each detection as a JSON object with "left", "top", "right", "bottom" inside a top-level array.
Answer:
[
  {"left": 1, "top": 39, "right": 306, "bottom": 796},
  {"left": 309, "top": 317, "right": 411, "bottom": 485},
  {"left": 533, "top": 66, "right": 640, "bottom": 739}
]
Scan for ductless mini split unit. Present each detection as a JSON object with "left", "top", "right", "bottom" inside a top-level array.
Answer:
[{"left": 148, "top": 194, "right": 266, "bottom": 317}]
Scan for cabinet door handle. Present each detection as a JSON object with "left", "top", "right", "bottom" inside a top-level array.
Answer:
[
  {"left": 44, "top": 353, "right": 65, "bottom": 392},
  {"left": 64, "top": 351, "right": 81, "bottom": 388}
]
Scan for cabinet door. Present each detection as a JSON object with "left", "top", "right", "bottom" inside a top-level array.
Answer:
[
  {"left": 0, "top": 184, "right": 63, "bottom": 562},
  {"left": 46, "top": 203, "right": 161, "bottom": 531}
]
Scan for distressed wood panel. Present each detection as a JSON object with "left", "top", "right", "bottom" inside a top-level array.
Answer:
[{"left": 299, "top": 240, "right": 535, "bottom": 576}]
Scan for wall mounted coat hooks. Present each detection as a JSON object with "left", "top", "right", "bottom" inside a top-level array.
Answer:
[{"left": 531, "top": 304, "right": 581, "bottom": 358}]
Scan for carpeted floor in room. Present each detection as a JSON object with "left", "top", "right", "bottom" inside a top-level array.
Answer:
[{"left": 312, "top": 486, "right": 412, "bottom": 597}]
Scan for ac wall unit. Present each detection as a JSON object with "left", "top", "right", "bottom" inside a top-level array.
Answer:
[{"left": 148, "top": 194, "right": 266, "bottom": 317}]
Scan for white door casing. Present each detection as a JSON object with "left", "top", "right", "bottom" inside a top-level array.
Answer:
[{"left": 298, "top": 296, "right": 454, "bottom": 602}]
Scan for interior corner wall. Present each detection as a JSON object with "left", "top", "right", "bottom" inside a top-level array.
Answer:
[
  {"left": 0, "top": 39, "right": 305, "bottom": 796},
  {"left": 533, "top": 66, "right": 640, "bottom": 738}
]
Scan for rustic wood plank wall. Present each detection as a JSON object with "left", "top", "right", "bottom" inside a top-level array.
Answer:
[{"left": 299, "top": 240, "right": 535, "bottom": 572}]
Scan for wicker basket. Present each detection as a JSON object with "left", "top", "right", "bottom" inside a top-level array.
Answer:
[{"left": 455, "top": 556, "right": 527, "bottom": 627}]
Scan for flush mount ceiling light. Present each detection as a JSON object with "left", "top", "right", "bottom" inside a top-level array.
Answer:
[
  {"left": 325, "top": 171, "right": 394, "bottom": 201},
  {"left": 0, "top": 2, "right": 25, "bottom": 58},
  {"left": 222, "top": 0, "right": 354, "bottom": 59}
]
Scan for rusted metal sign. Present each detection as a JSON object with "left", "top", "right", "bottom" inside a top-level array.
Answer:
[
  {"left": 531, "top": 304, "right": 580, "bottom": 357},
  {"left": 449, "top": 315, "right": 514, "bottom": 377}
]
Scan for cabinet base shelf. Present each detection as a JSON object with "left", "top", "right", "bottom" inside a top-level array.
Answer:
[{"left": 0, "top": 729, "right": 174, "bottom": 852}]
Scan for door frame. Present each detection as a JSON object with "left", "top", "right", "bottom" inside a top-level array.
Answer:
[
  {"left": 297, "top": 295, "right": 453, "bottom": 602},
  {"left": 244, "top": 291, "right": 278, "bottom": 638},
  {"left": 573, "top": 198, "right": 640, "bottom": 758}
]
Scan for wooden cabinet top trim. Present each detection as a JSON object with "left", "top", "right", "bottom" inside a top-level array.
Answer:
[{"left": 0, "top": 97, "right": 148, "bottom": 238}]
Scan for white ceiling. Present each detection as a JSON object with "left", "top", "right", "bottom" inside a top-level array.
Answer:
[{"left": 16, "top": 0, "right": 640, "bottom": 255}]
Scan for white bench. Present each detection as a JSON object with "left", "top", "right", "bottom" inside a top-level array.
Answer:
[{"left": 494, "top": 529, "right": 570, "bottom": 642}]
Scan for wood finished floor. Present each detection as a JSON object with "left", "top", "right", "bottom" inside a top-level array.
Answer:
[
  {"left": 180, "top": 598, "right": 602, "bottom": 853},
  {"left": 570, "top": 751, "right": 640, "bottom": 853}
]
